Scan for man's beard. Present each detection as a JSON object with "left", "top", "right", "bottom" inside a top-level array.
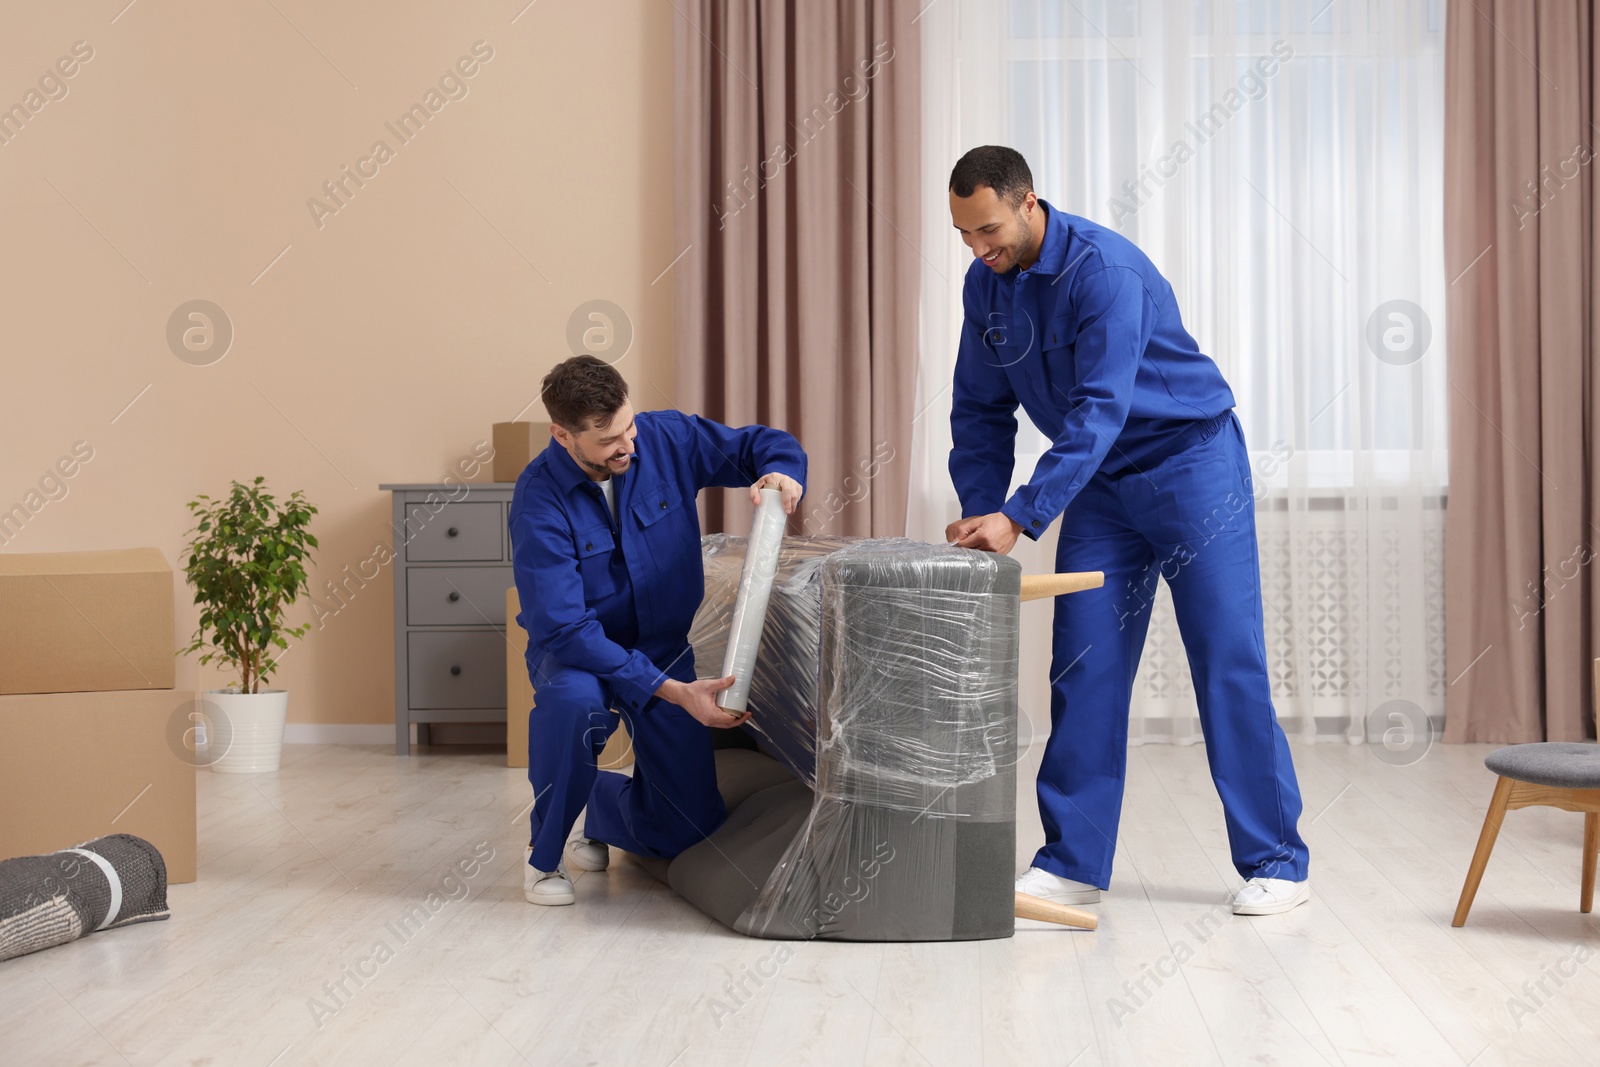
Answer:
[
  {"left": 576, "top": 448, "right": 628, "bottom": 477},
  {"left": 1006, "top": 209, "right": 1036, "bottom": 266}
]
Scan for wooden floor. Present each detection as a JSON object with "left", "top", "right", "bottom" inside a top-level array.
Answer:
[{"left": 6, "top": 737, "right": 1600, "bottom": 1066}]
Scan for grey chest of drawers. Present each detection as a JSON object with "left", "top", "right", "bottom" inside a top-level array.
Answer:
[{"left": 379, "top": 482, "right": 518, "bottom": 755}]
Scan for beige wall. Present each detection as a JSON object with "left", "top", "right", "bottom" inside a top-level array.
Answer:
[{"left": 0, "top": 1, "right": 676, "bottom": 725}]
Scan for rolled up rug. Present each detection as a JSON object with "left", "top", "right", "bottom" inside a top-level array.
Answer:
[{"left": 0, "top": 833, "right": 170, "bottom": 963}]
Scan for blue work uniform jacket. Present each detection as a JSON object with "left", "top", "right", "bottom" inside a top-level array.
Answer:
[
  {"left": 949, "top": 199, "right": 1237, "bottom": 538},
  {"left": 508, "top": 410, "right": 807, "bottom": 714}
]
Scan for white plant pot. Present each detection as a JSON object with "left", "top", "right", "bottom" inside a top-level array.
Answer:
[{"left": 203, "top": 688, "right": 289, "bottom": 773}]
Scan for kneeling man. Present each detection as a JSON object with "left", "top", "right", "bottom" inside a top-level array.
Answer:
[{"left": 509, "top": 355, "right": 806, "bottom": 905}]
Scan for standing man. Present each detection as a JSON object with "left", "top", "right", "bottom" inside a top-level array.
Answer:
[
  {"left": 944, "top": 146, "right": 1309, "bottom": 915},
  {"left": 509, "top": 355, "right": 806, "bottom": 906}
]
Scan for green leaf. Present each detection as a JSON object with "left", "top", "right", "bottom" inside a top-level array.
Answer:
[{"left": 178, "top": 475, "right": 319, "bottom": 682}]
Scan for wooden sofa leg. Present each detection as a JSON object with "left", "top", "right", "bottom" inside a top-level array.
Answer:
[{"left": 1453, "top": 776, "right": 1515, "bottom": 928}]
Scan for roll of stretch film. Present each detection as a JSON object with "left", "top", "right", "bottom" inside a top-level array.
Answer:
[{"left": 716, "top": 488, "right": 786, "bottom": 712}]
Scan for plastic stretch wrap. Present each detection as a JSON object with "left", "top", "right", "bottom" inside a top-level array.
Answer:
[
  {"left": 689, "top": 535, "right": 844, "bottom": 781},
  {"left": 715, "top": 488, "right": 787, "bottom": 712},
  {"left": 682, "top": 536, "right": 1020, "bottom": 941}
]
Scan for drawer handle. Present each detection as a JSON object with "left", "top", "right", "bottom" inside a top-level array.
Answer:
[
  {"left": 450, "top": 665, "right": 462, "bottom": 676},
  {"left": 448, "top": 591, "right": 461, "bottom": 602},
  {"left": 447, "top": 526, "right": 459, "bottom": 537}
]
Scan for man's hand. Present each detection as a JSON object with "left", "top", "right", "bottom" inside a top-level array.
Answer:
[
  {"left": 750, "top": 472, "right": 803, "bottom": 514},
  {"left": 656, "top": 675, "right": 751, "bottom": 729},
  {"left": 945, "top": 512, "right": 1023, "bottom": 555}
]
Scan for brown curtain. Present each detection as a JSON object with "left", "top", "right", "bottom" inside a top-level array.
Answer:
[
  {"left": 1444, "top": 1, "right": 1600, "bottom": 742},
  {"left": 673, "top": 0, "right": 920, "bottom": 537}
]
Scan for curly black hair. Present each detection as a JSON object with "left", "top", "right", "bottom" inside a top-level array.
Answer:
[{"left": 949, "top": 145, "right": 1034, "bottom": 206}]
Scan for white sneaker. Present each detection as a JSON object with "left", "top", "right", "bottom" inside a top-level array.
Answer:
[
  {"left": 1232, "top": 877, "right": 1310, "bottom": 915},
  {"left": 1016, "top": 866, "right": 1101, "bottom": 905},
  {"left": 523, "top": 847, "right": 574, "bottom": 906},
  {"left": 565, "top": 837, "right": 610, "bottom": 873}
]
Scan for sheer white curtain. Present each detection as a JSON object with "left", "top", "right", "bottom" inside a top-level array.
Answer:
[{"left": 908, "top": 0, "right": 1448, "bottom": 748}]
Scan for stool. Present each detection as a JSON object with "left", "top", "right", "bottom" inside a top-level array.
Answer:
[{"left": 1451, "top": 742, "right": 1600, "bottom": 927}]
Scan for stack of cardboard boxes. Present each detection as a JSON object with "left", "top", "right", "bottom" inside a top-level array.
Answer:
[{"left": 0, "top": 548, "right": 197, "bottom": 881}]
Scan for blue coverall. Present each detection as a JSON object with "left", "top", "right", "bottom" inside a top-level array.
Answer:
[
  {"left": 508, "top": 410, "right": 806, "bottom": 872},
  {"left": 950, "top": 199, "right": 1309, "bottom": 889}
]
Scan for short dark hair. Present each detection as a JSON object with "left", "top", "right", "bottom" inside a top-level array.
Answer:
[
  {"left": 949, "top": 146, "right": 1034, "bottom": 206},
  {"left": 541, "top": 355, "right": 629, "bottom": 432}
]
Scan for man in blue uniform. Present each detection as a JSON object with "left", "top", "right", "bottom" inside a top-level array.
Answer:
[
  {"left": 509, "top": 355, "right": 806, "bottom": 906},
  {"left": 943, "top": 146, "right": 1309, "bottom": 915}
]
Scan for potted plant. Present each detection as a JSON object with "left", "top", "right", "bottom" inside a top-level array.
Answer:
[{"left": 179, "top": 476, "right": 317, "bottom": 773}]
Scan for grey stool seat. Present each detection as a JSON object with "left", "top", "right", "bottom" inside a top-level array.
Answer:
[
  {"left": 1483, "top": 742, "right": 1600, "bottom": 789},
  {"left": 1454, "top": 738, "right": 1600, "bottom": 927}
]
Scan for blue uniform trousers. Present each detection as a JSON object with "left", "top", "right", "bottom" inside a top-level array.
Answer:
[
  {"left": 1034, "top": 412, "right": 1309, "bottom": 888},
  {"left": 525, "top": 652, "right": 724, "bottom": 872}
]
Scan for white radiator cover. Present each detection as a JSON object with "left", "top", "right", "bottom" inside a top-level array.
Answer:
[{"left": 1128, "top": 498, "right": 1447, "bottom": 743}]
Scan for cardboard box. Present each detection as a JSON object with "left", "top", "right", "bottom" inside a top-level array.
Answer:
[
  {"left": 505, "top": 586, "right": 630, "bottom": 771},
  {"left": 0, "top": 547, "right": 176, "bottom": 695},
  {"left": 493, "top": 421, "right": 550, "bottom": 484},
  {"left": 0, "top": 688, "right": 198, "bottom": 882}
]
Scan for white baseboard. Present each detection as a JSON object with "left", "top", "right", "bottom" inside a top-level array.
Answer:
[
  {"left": 280, "top": 723, "right": 510, "bottom": 745},
  {"left": 292, "top": 721, "right": 1431, "bottom": 749},
  {"left": 282, "top": 724, "right": 397, "bottom": 745}
]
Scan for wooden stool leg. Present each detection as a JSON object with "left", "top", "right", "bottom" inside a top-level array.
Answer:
[
  {"left": 1453, "top": 776, "right": 1515, "bottom": 928},
  {"left": 1583, "top": 812, "right": 1598, "bottom": 914}
]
